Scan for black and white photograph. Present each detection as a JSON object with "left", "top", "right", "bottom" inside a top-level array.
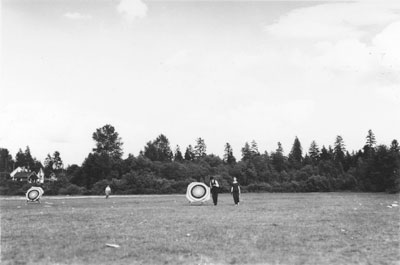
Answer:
[{"left": 1, "top": 0, "right": 399, "bottom": 264}]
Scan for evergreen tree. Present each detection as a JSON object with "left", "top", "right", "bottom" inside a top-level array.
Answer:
[
  {"left": 44, "top": 154, "right": 53, "bottom": 175},
  {"left": 390, "top": 139, "right": 399, "bottom": 153},
  {"left": 250, "top": 140, "right": 260, "bottom": 157},
  {"left": 277, "top": 142, "right": 284, "bottom": 153},
  {"left": 363, "top": 129, "right": 377, "bottom": 158},
  {"left": 241, "top": 142, "right": 251, "bottom": 161},
  {"left": 194, "top": 138, "right": 207, "bottom": 159},
  {"left": 303, "top": 154, "right": 312, "bottom": 166},
  {"left": 289, "top": 136, "right": 302, "bottom": 169},
  {"left": 15, "top": 147, "right": 35, "bottom": 170},
  {"left": 320, "top": 145, "right": 330, "bottom": 161},
  {"left": 333, "top": 136, "right": 346, "bottom": 163},
  {"left": 241, "top": 140, "right": 260, "bottom": 161},
  {"left": 184, "top": 145, "right": 195, "bottom": 161},
  {"left": 0, "top": 148, "right": 13, "bottom": 172},
  {"left": 308, "top": 140, "right": 320, "bottom": 165},
  {"left": 388, "top": 140, "right": 400, "bottom": 192},
  {"left": 174, "top": 145, "right": 184, "bottom": 162},
  {"left": 343, "top": 151, "right": 353, "bottom": 171},
  {"left": 52, "top": 151, "right": 64, "bottom": 171},
  {"left": 328, "top": 146, "right": 334, "bottom": 158},
  {"left": 223, "top": 142, "right": 236, "bottom": 165},
  {"left": 366, "top": 129, "right": 376, "bottom": 148},
  {"left": 24, "top": 146, "right": 35, "bottom": 170},
  {"left": 370, "top": 145, "right": 393, "bottom": 191},
  {"left": 271, "top": 142, "right": 285, "bottom": 172}
]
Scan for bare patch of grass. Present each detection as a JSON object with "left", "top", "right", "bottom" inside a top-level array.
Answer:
[{"left": 1, "top": 193, "right": 399, "bottom": 264}]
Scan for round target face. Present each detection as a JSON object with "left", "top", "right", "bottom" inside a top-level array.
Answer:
[
  {"left": 191, "top": 185, "right": 206, "bottom": 198},
  {"left": 26, "top": 187, "right": 44, "bottom": 202},
  {"left": 28, "top": 190, "right": 39, "bottom": 200},
  {"left": 186, "top": 182, "right": 210, "bottom": 203}
]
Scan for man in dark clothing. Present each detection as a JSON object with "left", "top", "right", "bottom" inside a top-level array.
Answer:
[
  {"left": 210, "top": 176, "right": 219, "bottom": 206},
  {"left": 231, "top": 177, "right": 241, "bottom": 206}
]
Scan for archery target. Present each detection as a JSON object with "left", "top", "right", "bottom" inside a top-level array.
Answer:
[
  {"left": 191, "top": 185, "right": 206, "bottom": 198},
  {"left": 28, "top": 189, "right": 39, "bottom": 200},
  {"left": 186, "top": 182, "right": 210, "bottom": 203},
  {"left": 26, "top": 187, "right": 44, "bottom": 202}
]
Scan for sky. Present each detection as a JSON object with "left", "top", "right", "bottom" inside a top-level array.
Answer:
[{"left": 1, "top": 0, "right": 400, "bottom": 166}]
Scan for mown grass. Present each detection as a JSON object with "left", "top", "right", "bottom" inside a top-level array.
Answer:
[{"left": 1, "top": 193, "right": 399, "bottom": 265}]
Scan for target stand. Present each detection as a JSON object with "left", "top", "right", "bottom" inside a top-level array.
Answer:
[
  {"left": 186, "top": 182, "right": 210, "bottom": 204},
  {"left": 26, "top": 187, "right": 44, "bottom": 203}
]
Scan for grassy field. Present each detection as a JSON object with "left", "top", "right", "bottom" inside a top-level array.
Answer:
[{"left": 1, "top": 193, "right": 399, "bottom": 265}]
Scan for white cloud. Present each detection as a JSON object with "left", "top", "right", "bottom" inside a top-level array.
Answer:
[
  {"left": 64, "top": 12, "right": 92, "bottom": 20},
  {"left": 261, "top": 1, "right": 400, "bottom": 99},
  {"left": 313, "top": 39, "right": 376, "bottom": 73},
  {"left": 266, "top": 2, "right": 400, "bottom": 41},
  {"left": 373, "top": 21, "right": 400, "bottom": 70},
  {"left": 117, "top": 0, "right": 148, "bottom": 22}
]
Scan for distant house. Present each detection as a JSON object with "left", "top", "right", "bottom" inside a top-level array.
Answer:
[
  {"left": 10, "top": 166, "right": 46, "bottom": 183},
  {"left": 10, "top": 166, "right": 27, "bottom": 178},
  {"left": 12, "top": 171, "right": 39, "bottom": 183}
]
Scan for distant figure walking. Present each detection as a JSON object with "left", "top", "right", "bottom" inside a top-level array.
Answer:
[
  {"left": 231, "top": 177, "right": 241, "bottom": 206},
  {"left": 210, "top": 176, "right": 219, "bottom": 206},
  {"left": 105, "top": 185, "right": 111, "bottom": 199}
]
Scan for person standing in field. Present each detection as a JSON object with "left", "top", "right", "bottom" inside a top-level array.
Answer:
[
  {"left": 210, "top": 176, "right": 219, "bottom": 206},
  {"left": 231, "top": 177, "right": 241, "bottom": 206},
  {"left": 105, "top": 185, "right": 111, "bottom": 199}
]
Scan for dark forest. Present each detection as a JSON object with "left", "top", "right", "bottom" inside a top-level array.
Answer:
[{"left": 1, "top": 125, "right": 399, "bottom": 195}]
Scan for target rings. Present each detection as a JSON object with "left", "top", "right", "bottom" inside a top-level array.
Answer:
[
  {"left": 26, "top": 187, "right": 44, "bottom": 202},
  {"left": 186, "top": 182, "right": 210, "bottom": 203}
]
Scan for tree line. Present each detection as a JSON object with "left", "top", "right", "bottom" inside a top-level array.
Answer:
[{"left": 0, "top": 125, "right": 399, "bottom": 195}]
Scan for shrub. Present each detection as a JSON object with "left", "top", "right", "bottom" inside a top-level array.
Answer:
[
  {"left": 170, "top": 179, "right": 194, "bottom": 194},
  {"left": 91, "top": 179, "right": 111, "bottom": 195},
  {"left": 0, "top": 180, "right": 26, "bottom": 195},
  {"left": 246, "top": 183, "right": 272, "bottom": 192},
  {"left": 337, "top": 173, "right": 358, "bottom": 190},
  {"left": 271, "top": 182, "right": 284, "bottom": 192},
  {"left": 305, "top": 175, "right": 332, "bottom": 192},
  {"left": 59, "top": 184, "right": 84, "bottom": 195}
]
